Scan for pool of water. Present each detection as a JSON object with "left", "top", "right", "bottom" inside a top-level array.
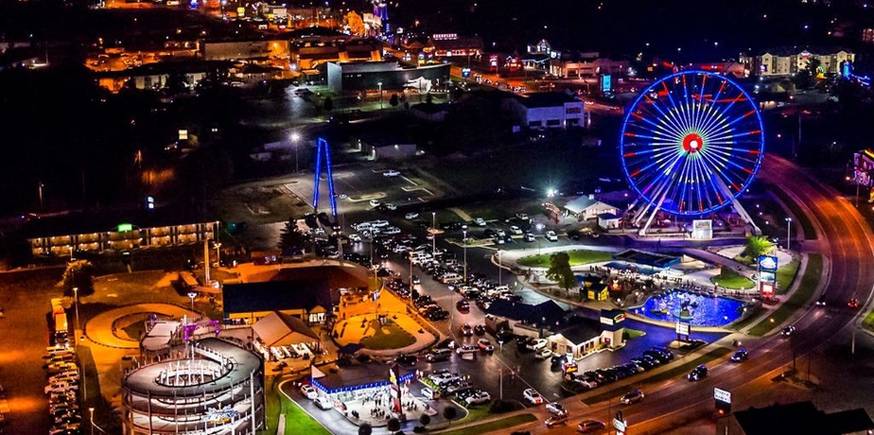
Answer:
[{"left": 635, "top": 290, "right": 745, "bottom": 327}]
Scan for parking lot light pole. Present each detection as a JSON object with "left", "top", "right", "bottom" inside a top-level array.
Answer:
[
  {"left": 785, "top": 217, "right": 792, "bottom": 251},
  {"left": 73, "top": 286, "right": 80, "bottom": 347},
  {"left": 498, "top": 250, "right": 502, "bottom": 286},
  {"left": 89, "top": 407, "right": 95, "bottom": 435},
  {"left": 431, "top": 212, "right": 436, "bottom": 255},
  {"left": 462, "top": 230, "right": 468, "bottom": 284}
]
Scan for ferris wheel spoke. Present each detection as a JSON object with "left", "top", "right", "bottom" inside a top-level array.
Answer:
[
  {"left": 642, "top": 96, "right": 687, "bottom": 138},
  {"left": 630, "top": 112, "right": 685, "bottom": 141}
]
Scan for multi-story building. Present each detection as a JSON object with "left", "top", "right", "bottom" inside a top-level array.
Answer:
[
  {"left": 549, "top": 52, "right": 629, "bottom": 78},
  {"left": 740, "top": 47, "right": 854, "bottom": 77},
  {"left": 504, "top": 92, "right": 587, "bottom": 129}
]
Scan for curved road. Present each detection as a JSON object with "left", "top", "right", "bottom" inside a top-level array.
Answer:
[{"left": 500, "top": 154, "right": 874, "bottom": 434}]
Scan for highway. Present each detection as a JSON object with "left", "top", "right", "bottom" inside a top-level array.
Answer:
[{"left": 500, "top": 154, "right": 874, "bottom": 434}]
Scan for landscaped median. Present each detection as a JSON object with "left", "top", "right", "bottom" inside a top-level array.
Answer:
[
  {"left": 710, "top": 267, "right": 755, "bottom": 290},
  {"left": 517, "top": 249, "right": 614, "bottom": 268},
  {"left": 863, "top": 311, "right": 874, "bottom": 333},
  {"left": 437, "top": 413, "right": 537, "bottom": 435},
  {"left": 748, "top": 254, "right": 824, "bottom": 337}
]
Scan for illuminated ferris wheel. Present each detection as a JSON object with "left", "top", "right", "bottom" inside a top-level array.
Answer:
[{"left": 619, "top": 70, "right": 765, "bottom": 230}]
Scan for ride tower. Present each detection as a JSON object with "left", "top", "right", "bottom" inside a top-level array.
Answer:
[
  {"left": 312, "top": 137, "right": 339, "bottom": 218},
  {"left": 372, "top": 0, "right": 390, "bottom": 34},
  {"left": 618, "top": 70, "right": 765, "bottom": 236}
]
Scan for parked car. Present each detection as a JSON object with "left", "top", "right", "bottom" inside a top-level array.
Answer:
[
  {"left": 536, "top": 348, "right": 553, "bottom": 359},
  {"left": 383, "top": 169, "right": 401, "bottom": 177},
  {"left": 426, "top": 348, "right": 452, "bottom": 363},
  {"left": 369, "top": 199, "right": 382, "bottom": 208},
  {"left": 314, "top": 395, "right": 333, "bottom": 410},
  {"left": 464, "top": 390, "right": 491, "bottom": 406},
  {"left": 474, "top": 217, "right": 487, "bottom": 226},
  {"left": 460, "top": 324, "right": 474, "bottom": 336},
  {"left": 524, "top": 232, "right": 535, "bottom": 242},
  {"left": 455, "top": 344, "right": 479, "bottom": 355},
  {"left": 474, "top": 324, "right": 486, "bottom": 336},
  {"left": 523, "top": 388, "right": 545, "bottom": 405},
  {"left": 477, "top": 338, "right": 495, "bottom": 353},
  {"left": 528, "top": 338, "right": 549, "bottom": 351},
  {"left": 405, "top": 212, "right": 420, "bottom": 220},
  {"left": 395, "top": 354, "right": 417, "bottom": 366},
  {"left": 545, "top": 413, "right": 568, "bottom": 428},
  {"left": 545, "top": 231, "right": 559, "bottom": 241}
]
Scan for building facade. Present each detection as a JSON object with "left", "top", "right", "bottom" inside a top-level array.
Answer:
[
  {"left": 29, "top": 221, "right": 218, "bottom": 257},
  {"left": 740, "top": 48, "right": 855, "bottom": 77}
]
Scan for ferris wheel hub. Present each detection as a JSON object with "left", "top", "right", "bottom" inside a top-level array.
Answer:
[{"left": 682, "top": 133, "right": 704, "bottom": 153}]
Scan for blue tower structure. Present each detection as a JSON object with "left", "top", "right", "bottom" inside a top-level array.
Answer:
[
  {"left": 312, "top": 138, "right": 338, "bottom": 218},
  {"left": 372, "top": 0, "right": 390, "bottom": 34}
]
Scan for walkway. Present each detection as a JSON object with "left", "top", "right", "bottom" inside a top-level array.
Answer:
[{"left": 85, "top": 303, "right": 195, "bottom": 349}]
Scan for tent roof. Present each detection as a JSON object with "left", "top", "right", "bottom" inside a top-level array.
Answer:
[{"left": 253, "top": 311, "right": 320, "bottom": 347}]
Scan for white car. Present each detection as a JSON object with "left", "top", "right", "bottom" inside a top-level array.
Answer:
[
  {"left": 382, "top": 226, "right": 401, "bottom": 235},
  {"left": 405, "top": 212, "right": 420, "bottom": 220},
  {"left": 523, "top": 388, "right": 545, "bottom": 405},
  {"left": 474, "top": 217, "right": 487, "bottom": 226},
  {"left": 545, "top": 231, "right": 559, "bottom": 241},
  {"left": 383, "top": 170, "right": 401, "bottom": 177},
  {"left": 314, "top": 395, "right": 333, "bottom": 410},
  {"left": 546, "top": 402, "right": 567, "bottom": 416},
  {"left": 530, "top": 338, "right": 548, "bottom": 351},
  {"left": 535, "top": 348, "right": 553, "bottom": 359},
  {"left": 464, "top": 390, "right": 491, "bottom": 406},
  {"left": 509, "top": 225, "right": 523, "bottom": 235},
  {"left": 455, "top": 344, "right": 479, "bottom": 355},
  {"left": 300, "top": 384, "right": 318, "bottom": 400},
  {"left": 385, "top": 203, "right": 398, "bottom": 211},
  {"left": 369, "top": 199, "right": 382, "bottom": 208}
]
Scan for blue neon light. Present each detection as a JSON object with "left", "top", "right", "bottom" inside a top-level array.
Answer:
[{"left": 618, "top": 70, "right": 765, "bottom": 217}]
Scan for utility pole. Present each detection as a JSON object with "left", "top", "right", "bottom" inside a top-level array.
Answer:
[
  {"left": 498, "top": 250, "right": 503, "bottom": 286},
  {"left": 785, "top": 217, "right": 792, "bottom": 251},
  {"left": 462, "top": 230, "right": 468, "bottom": 284},
  {"left": 431, "top": 212, "right": 436, "bottom": 256}
]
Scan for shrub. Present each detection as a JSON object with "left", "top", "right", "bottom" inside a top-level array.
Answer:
[
  {"left": 443, "top": 406, "right": 458, "bottom": 420},
  {"left": 358, "top": 423, "right": 372, "bottom": 435},
  {"left": 387, "top": 418, "right": 401, "bottom": 432}
]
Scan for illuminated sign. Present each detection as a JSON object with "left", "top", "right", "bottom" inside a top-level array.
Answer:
[
  {"left": 691, "top": 219, "right": 713, "bottom": 240},
  {"left": 675, "top": 321, "right": 690, "bottom": 336},
  {"left": 600, "top": 74, "right": 613, "bottom": 94},
  {"left": 461, "top": 68, "right": 471, "bottom": 78},
  {"left": 758, "top": 255, "right": 778, "bottom": 272},
  {"left": 432, "top": 33, "right": 458, "bottom": 40},
  {"left": 600, "top": 312, "right": 625, "bottom": 326},
  {"left": 714, "top": 388, "right": 731, "bottom": 404},
  {"left": 117, "top": 223, "right": 134, "bottom": 232}
]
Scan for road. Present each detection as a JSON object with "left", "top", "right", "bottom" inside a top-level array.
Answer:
[{"left": 498, "top": 154, "right": 874, "bottom": 434}]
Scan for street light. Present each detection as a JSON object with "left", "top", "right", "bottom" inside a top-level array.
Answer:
[
  {"left": 290, "top": 131, "right": 301, "bottom": 173},
  {"left": 377, "top": 82, "right": 383, "bottom": 109},
  {"left": 462, "top": 229, "right": 468, "bottom": 284},
  {"left": 73, "top": 287, "right": 81, "bottom": 347},
  {"left": 535, "top": 223, "right": 545, "bottom": 256},
  {"left": 89, "top": 407, "right": 95, "bottom": 435},
  {"left": 497, "top": 250, "right": 503, "bottom": 286},
  {"left": 187, "top": 291, "right": 197, "bottom": 314},
  {"left": 785, "top": 217, "right": 792, "bottom": 251},
  {"left": 214, "top": 242, "right": 222, "bottom": 268},
  {"left": 431, "top": 212, "right": 436, "bottom": 256}
]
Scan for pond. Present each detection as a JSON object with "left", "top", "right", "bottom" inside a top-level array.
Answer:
[{"left": 635, "top": 289, "right": 746, "bottom": 327}]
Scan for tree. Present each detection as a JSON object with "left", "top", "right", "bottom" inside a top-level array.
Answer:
[
  {"left": 358, "top": 423, "right": 373, "bottom": 435},
  {"left": 425, "top": 93, "right": 433, "bottom": 105},
  {"left": 389, "top": 93, "right": 399, "bottom": 107},
  {"left": 387, "top": 418, "right": 401, "bottom": 432},
  {"left": 59, "top": 259, "right": 96, "bottom": 296},
  {"left": 419, "top": 414, "right": 431, "bottom": 426},
  {"left": 443, "top": 406, "right": 458, "bottom": 420},
  {"left": 278, "top": 219, "right": 307, "bottom": 255},
  {"left": 323, "top": 96, "right": 334, "bottom": 112},
  {"left": 743, "top": 235, "right": 774, "bottom": 259},
  {"left": 546, "top": 252, "right": 577, "bottom": 292},
  {"left": 345, "top": 11, "right": 366, "bottom": 36}
]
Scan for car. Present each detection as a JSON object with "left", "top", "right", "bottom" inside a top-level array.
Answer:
[
  {"left": 314, "top": 395, "right": 333, "bottom": 410},
  {"left": 545, "top": 413, "right": 569, "bottom": 428},
  {"left": 536, "top": 348, "right": 553, "bottom": 359},
  {"left": 523, "top": 388, "right": 545, "bottom": 405},
  {"left": 781, "top": 325, "right": 797, "bottom": 336},
  {"left": 848, "top": 298, "right": 861, "bottom": 309},
  {"left": 425, "top": 348, "right": 452, "bottom": 362},
  {"left": 509, "top": 225, "right": 523, "bottom": 235},
  {"left": 444, "top": 380, "right": 473, "bottom": 394},
  {"left": 815, "top": 298, "right": 827, "bottom": 306},
  {"left": 515, "top": 212, "right": 529, "bottom": 220},
  {"left": 464, "top": 390, "right": 491, "bottom": 405},
  {"left": 405, "top": 212, "right": 420, "bottom": 220},
  {"left": 546, "top": 402, "right": 567, "bottom": 416},
  {"left": 455, "top": 344, "right": 479, "bottom": 355},
  {"left": 474, "top": 324, "right": 486, "bottom": 336},
  {"left": 620, "top": 388, "right": 645, "bottom": 405},
  {"left": 369, "top": 199, "right": 382, "bottom": 208},
  {"left": 383, "top": 169, "right": 401, "bottom": 177},
  {"left": 731, "top": 348, "right": 749, "bottom": 362},
  {"left": 460, "top": 324, "right": 474, "bottom": 336},
  {"left": 300, "top": 384, "right": 318, "bottom": 400},
  {"left": 421, "top": 386, "right": 440, "bottom": 400},
  {"left": 524, "top": 232, "right": 535, "bottom": 242},
  {"left": 687, "top": 365, "right": 708, "bottom": 382},
  {"left": 456, "top": 300, "right": 470, "bottom": 312},
  {"left": 384, "top": 203, "right": 398, "bottom": 211},
  {"left": 545, "top": 231, "right": 559, "bottom": 241},
  {"left": 528, "top": 338, "right": 548, "bottom": 351},
  {"left": 473, "top": 217, "right": 487, "bottom": 227},
  {"left": 477, "top": 338, "right": 495, "bottom": 352},
  {"left": 577, "top": 419, "right": 607, "bottom": 433},
  {"left": 395, "top": 354, "right": 417, "bottom": 366}
]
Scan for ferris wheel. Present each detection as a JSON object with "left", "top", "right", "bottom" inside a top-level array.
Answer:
[{"left": 619, "top": 70, "right": 765, "bottom": 222}]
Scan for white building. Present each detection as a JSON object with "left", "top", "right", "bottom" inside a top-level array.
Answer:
[
  {"left": 564, "top": 195, "right": 619, "bottom": 221},
  {"left": 506, "top": 92, "right": 587, "bottom": 129}
]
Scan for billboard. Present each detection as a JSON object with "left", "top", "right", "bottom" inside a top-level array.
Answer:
[{"left": 691, "top": 219, "right": 713, "bottom": 240}]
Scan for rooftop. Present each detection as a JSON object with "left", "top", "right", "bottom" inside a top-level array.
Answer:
[
  {"left": 486, "top": 299, "right": 566, "bottom": 327},
  {"left": 733, "top": 401, "right": 873, "bottom": 435},
  {"left": 555, "top": 316, "right": 603, "bottom": 345},
  {"left": 518, "top": 92, "right": 580, "bottom": 108}
]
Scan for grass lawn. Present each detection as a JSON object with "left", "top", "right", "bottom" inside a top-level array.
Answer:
[
  {"left": 623, "top": 328, "right": 646, "bottom": 340},
  {"left": 517, "top": 249, "right": 613, "bottom": 268},
  {"left": 776, "top": 258, "right": 801, "bottom": 295},
  {"left": 748, "top": 254, "right": 823, "bottom": 336},
  {"left": 711, "top": 267, "right": 755, "bottom": 290},
  {"left": 282, "top": 395, "right": 330, "bottom": 435},
  {"left": 441, "top": 414, "right": 537, "bottom": 435},
  {"left": 730, "top": 304, "right": 766, "bottom": 331},
  {"left": 863, "top": 311, "right": 874, "bottom": 333},
  {"left": 360, "top": 319, "right": 416, "bottom": 350},
  {"left": 581, "top": 347, "right": 733, "bottom": 405}
]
